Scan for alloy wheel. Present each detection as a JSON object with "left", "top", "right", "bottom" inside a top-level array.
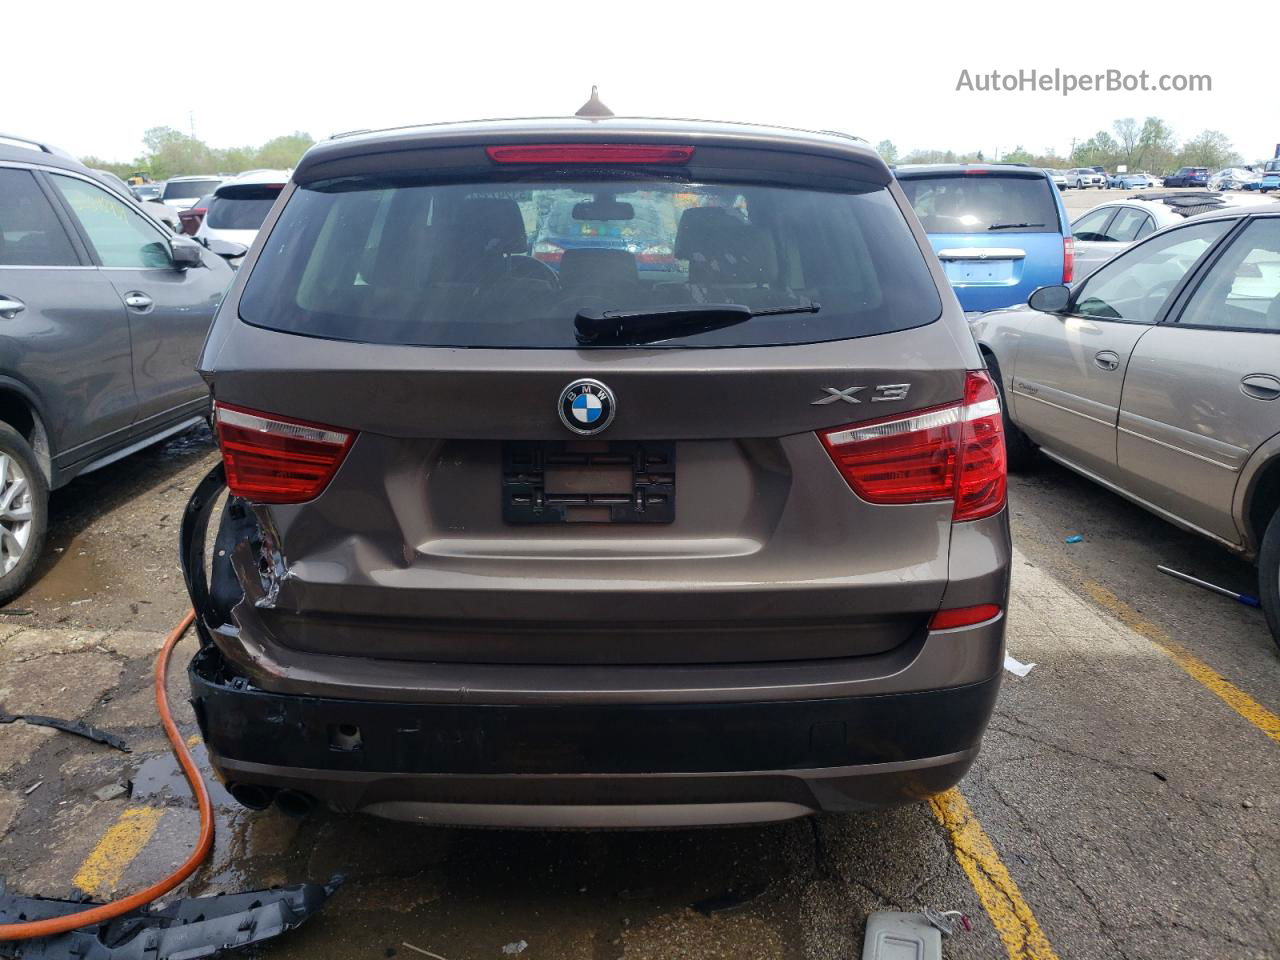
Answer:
[{"left": 0, "top": 453, "right": 34, "bottom": 575}]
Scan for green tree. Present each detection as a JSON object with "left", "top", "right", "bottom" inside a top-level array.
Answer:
[
  {"left": 1177, "top": 130, "right": 1241, "bottom": 169},
  {"left": 1138, "top": 117, "right": 1177, "bottom": 174},
  {"left": 875, "top": 139, "right": 898, "bottom": 164},
  {"left": 1113, "top": 118, "right": 1140, "bottom": 170},
  {"left": 252, "top": 133, "right": 314, "bottom": 170},
  {"left": 79, "top": 156, "right": 135, "bottom": 180}
]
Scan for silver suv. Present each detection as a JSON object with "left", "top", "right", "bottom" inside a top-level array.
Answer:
[
  {"left": 973, "top": 205, "right": 1280, "bottom": 644},
  {"left": 183, "top": 116, "right": 1011, "bottom": 827},
  {"left": 0, "top": 135, "right": 234, "bottom": 601}
]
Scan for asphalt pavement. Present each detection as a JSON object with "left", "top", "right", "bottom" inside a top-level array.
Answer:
[{"left": 2, "top": 264, "right": 1278, "bottom": 958}]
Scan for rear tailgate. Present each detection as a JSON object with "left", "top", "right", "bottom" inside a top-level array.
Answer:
[
  {"left": 929, "top": 232, "right": 1066, "bottom": 312},
  {"left": 210, "top": 327, "right": 965, "bottom": 665},
  {"left": 204, "top": 138, "right": 979, "bottom": 668}
]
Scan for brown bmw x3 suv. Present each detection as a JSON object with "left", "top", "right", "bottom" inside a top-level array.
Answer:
[{"left": 181, "top": 116, "right": 1011, "bottom": 827}]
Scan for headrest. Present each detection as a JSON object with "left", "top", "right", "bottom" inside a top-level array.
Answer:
[
  {"left": 439, "top": 197, "right": 528, "bottom": 256},
  {"left": 674, "top": 206, "right": 776, "bottom": 284},
  {"left": 557, "top": 248, "right": 639, "bottom": 288}
]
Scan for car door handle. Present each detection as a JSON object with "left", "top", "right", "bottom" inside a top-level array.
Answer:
[
  {"left": 1241, "top": 374, "right": 1280, "bottom": 401},
  {"left": 0, "top": 296, "right": 25, "bottom": 319},
  {"left": 1094, "top": 350, "right": 1120, "bottom": 371},
  {"left": 123, "top": 292, "right": 154, "bottom": 311}
]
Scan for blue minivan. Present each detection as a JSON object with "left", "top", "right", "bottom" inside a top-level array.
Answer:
[{"left": 894, "top": 164, "right": 1073, "bottom": 316}]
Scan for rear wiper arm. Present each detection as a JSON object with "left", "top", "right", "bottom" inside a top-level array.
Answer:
[
  {"left": 575, "top": 301, "right": 820, "bottom": 345},
  {"left": 987, "top": 222, "right": 1046, "bottom": 231}
]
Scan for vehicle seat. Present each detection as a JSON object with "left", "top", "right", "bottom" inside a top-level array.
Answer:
[
  {"left": 429, "top": 198, "right": 530, "bottom": 286},
  {"left": 674, "top": 207, "right": 777, "bottom": 286},
  {"left": 557, "top": 248, "right": 640, "bottom": 294}
]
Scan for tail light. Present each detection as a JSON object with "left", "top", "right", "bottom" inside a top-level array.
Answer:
[
  {"left": 818, "top": 370, "right": 1006, "bottom": 522},
  {"left": 637, "top": 243, "right": 674, "bottom": 265},
  {"left": 1062, "top": 236, "right": 1075, "bottom": 283},
  {"left": 486, "top": 144, "right": 695, "bottom": 165},
  {"left": 532, "top": 241, "right": 564, "bottom": 264},
  {"left": 214, "top": 402, "right": 355, "bottom": 504}
]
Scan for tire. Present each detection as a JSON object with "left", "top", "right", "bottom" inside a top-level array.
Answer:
[
  {"left": 1258, "top": 509, "right": 1280, "bottom": 651},
  {"left": 0, "top": 422, "right": 49, "bottom": 606},
  {"left": 983, "top": 353, "right": 1036, "bottom": 472}
]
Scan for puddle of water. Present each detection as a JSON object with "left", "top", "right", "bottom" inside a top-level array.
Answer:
[
  {"left": 24, "top": 532, "right": 111, "bottom": 604},
  {"left": 131, "top": 743, "right": 236, "bottom": 808}
]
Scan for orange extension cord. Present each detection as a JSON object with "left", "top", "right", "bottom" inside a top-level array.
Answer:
[{"left": 0, "top": 611, "right": 214, "bottom": 941}]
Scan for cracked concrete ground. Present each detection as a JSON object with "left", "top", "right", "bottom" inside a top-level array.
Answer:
[{"left": 1, "top": 425, "right": 1278, "bottom": 959}]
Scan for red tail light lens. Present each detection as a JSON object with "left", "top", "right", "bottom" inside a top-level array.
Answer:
[
  {"left": 486, "top": 144, "right": 695, "bottom": 165},
  {"left": 818, "top": 371, "right": 1006, "bottom": 522},
  {"left": 532, "top": 240, "right": 564, "bottom": 264},
  {"left": 929, "top": 604, "right": 1002, "bottom": 630},
  {"left": 1062, "top": 236, "right": 1075, "bottom": 283},
  {"left": 214, "top": 402, "right": 355, "bottom": 504}
]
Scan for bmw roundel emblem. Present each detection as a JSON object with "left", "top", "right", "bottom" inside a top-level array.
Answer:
[{"left": 558, "top": 378, "right": 616, "bottom": 436}]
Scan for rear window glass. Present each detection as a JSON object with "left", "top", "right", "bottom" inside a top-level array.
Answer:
[
  {"left": 163, "top": 179, "right": 220, "bottom": 199},
  {"left": 236, "top": 177, "right": 942, "bottom": 349},
  {"left": 206, "top": 189, "right": 279, "bottom": 230},
  {"left": 897, "top": 174, "right": 1061, "bottom": 235}
]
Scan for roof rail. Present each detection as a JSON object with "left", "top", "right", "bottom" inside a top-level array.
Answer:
[
  {"left": 818, "top": 129, "right": 867, "bottom": 143},
  {"left": 328, "top": 128, "right": 372, "bottom": 140},
  {"left": 0, "top": 132, "right": 77, "bottom": 161}
]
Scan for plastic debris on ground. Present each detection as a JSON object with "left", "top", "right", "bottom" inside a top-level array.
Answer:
[
  {"left": 0, "top": 874, "right": 343, "bottom": 959},
  {"left": 1064, "top": 535, "right": 1084, "bottom": 544},
  {"left": 0, "top": 713, "right": 129, "bottom": 753},
  {"left": 861, "top": 909, "right": 970, "bottom": 959},
  {"left": 1003, "top": 654, "right": 1036, "bottom": 677},
  {"left": 501, "top": 941, "right": 528, "bottom": 956}
]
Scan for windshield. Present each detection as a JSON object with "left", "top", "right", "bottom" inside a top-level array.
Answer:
[
  {"left": 206, "top": 188, "right": 279, "bottom": 230},
  {"left": 896, "top": 174, "right": 1060, "bottom": 234},
  {"left": 162, "top": 179, "right": 220, "bottom": 200},
  {"left": 1266, "top": 160, "right": 1280, "bottom": 174},
  {"left": 237, "top": 177, "right": 941, "bottom": 349}
]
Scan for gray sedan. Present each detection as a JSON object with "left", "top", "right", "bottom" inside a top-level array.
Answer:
[{"left": 972, "top": 204, "right": 1280, "bottom": 644}]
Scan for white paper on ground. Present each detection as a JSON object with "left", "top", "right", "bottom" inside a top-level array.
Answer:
[{"left": 1003, "top": 654, "right": 1036, "bottom": 677}]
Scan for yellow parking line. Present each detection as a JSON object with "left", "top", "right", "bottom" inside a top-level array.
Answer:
[
  {"left": 1082, "top": 581, "right": 1280, "bottom": 743},
  {"left": 930, "top": 788, "right": 1059, "bottom": 960},
  {"left": 72, "top": 806, "right": 165, "bottom": 896}
]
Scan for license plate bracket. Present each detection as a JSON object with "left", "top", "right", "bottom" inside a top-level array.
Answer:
[{"left": 503, "top": 440, "right": 675, "bottom": 524}]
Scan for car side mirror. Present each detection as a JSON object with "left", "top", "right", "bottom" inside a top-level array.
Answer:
[
  {"left": 169, "top": 236, "right": 205, "bottom": 270},
  {"left": 204, "top": 237, "right": 249, "bottom": 261},
  {"left": 1028, "top": 284, "right": 1071, "bottom": 313}
]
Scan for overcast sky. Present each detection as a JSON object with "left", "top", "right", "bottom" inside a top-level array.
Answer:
[{"left": 9, "top": 1, "right": 1276, "bottom": 165}]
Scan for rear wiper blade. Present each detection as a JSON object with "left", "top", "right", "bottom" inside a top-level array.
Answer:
[
  {"left": 987, "top": 222, "right": 1046, "bottom": 231},
  {"left": 575, "top": 301, "right": 820, "bottom": 345}
]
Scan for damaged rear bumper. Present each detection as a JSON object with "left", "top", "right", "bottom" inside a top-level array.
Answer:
[{"left": 190, "top": 643, "right": 997, "bottom": 827}]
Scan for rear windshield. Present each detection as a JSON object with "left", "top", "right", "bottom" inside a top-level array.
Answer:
[
  {"left": 163, "top": 179, "right": 220, "bottom": 199},
  {"left": 206, "top": 188, "right": 280, "bottom": 230},
  {"left": 237, "top": 177, "right": 942, "bottom": 349},
  {"left": 897, "top": 174, "right": 1061, "bottom": 235}
]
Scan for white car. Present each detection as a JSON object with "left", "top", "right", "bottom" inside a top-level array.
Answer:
[
  {"left": 1046, "top": 169, "right": 1069, "bottom": 190},
  {"left": 160, "top": 175, "right": 225, "bottom": 210},
  {"left": 194, "top": 168, "right": 289, "bottom": 260},
  {"left": 1066, "top": 167, "right": 1107, "bottom": 189},
  {"left": 1070, "top": 192, "right": 1269, "bottom": 276}
]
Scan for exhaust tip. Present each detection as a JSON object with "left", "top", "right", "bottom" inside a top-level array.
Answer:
[
  {"left": 275, "top": 789, "right": 317, "bottom": 818},
  {"left": 227, "top": 782, "right": 276, "bottom": 811}
]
